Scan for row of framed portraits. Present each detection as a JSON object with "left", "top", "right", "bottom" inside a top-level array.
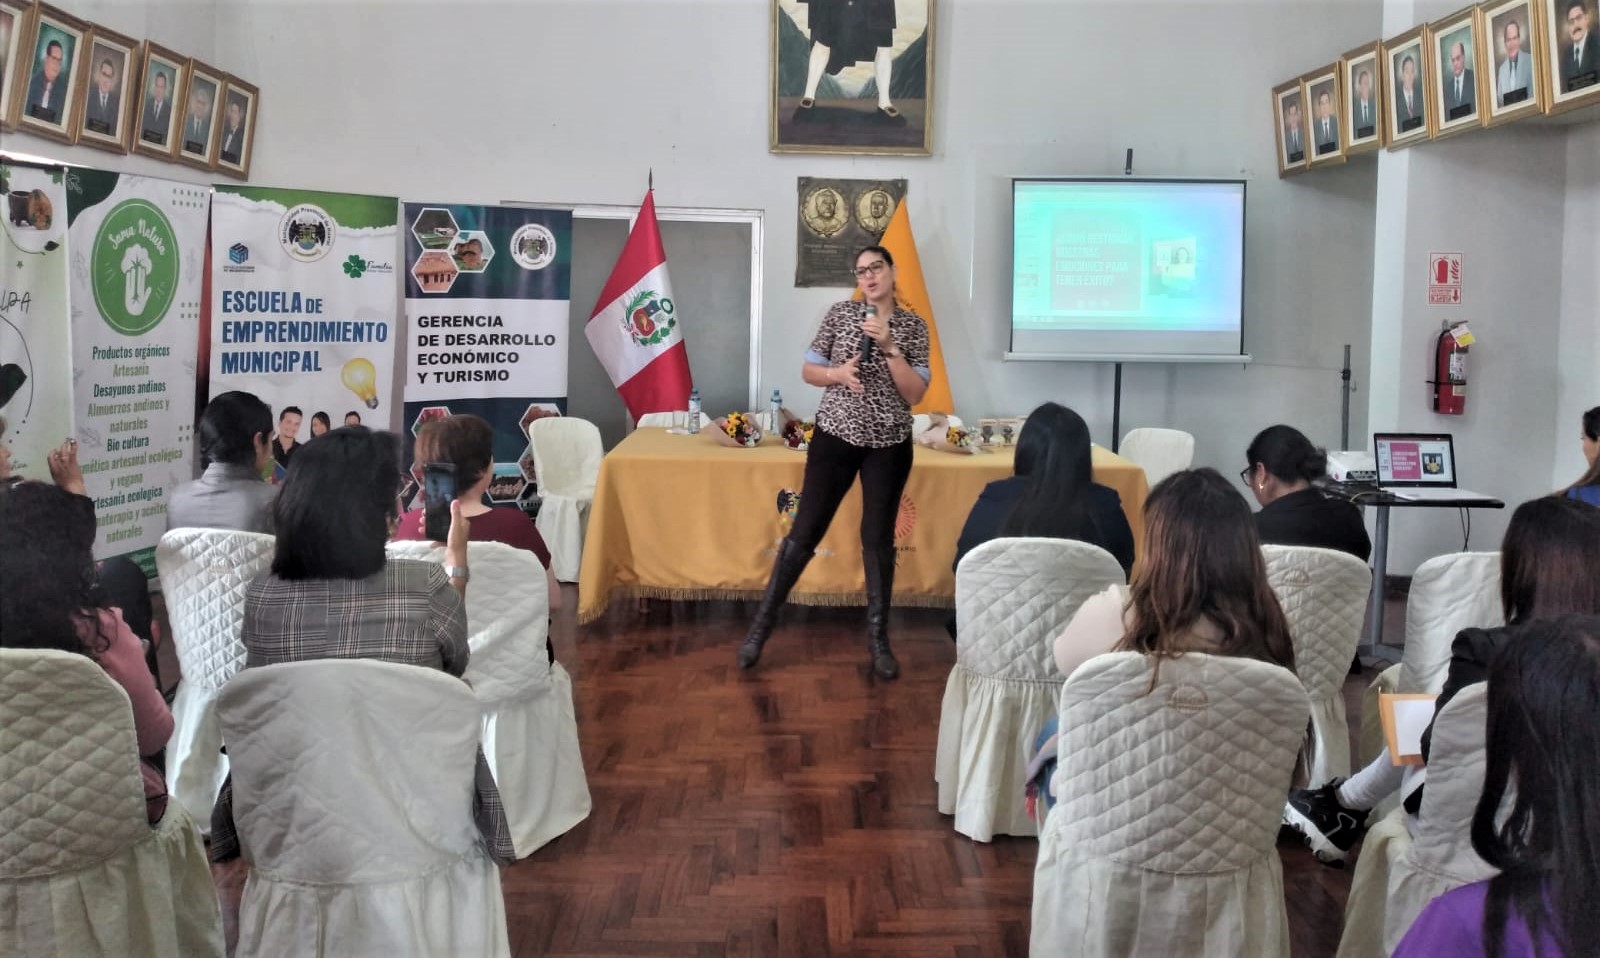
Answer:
[
  {"left": 1274, "top": 0, "right": 1598, "bottom": 175},
  {"left": 0, "top": 1, "right": 258, "bottom": 178}
]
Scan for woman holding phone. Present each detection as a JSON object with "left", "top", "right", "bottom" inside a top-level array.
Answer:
[{"left": 737, "top": 245, "right": 931, "bottom": 680}]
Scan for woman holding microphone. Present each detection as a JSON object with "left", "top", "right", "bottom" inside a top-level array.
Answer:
[{"left": 738, "top": 245, "right": 931, "bottom": 679}]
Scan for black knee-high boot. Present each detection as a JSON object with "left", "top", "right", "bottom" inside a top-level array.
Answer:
[
  {"left": 738, "top": 538, "right": 814, "bottom": 669},
  {"left": 862, "top": 548, "right": 899, "bottom": 680}
]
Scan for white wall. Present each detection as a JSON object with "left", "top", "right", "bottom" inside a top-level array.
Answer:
[
  {"left": 209, "top": 0, "right": 1382, "bottom": 476},
  {"left": 2, "top": 1, "right": 217, "bottom": 183},
  {"left": 1554, "top": 122, "right": 1600, "bottom": 491}
]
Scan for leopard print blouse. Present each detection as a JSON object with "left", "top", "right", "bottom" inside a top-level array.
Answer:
[{"left": 804, "top": 301, "right": 931, "bottom": 449}]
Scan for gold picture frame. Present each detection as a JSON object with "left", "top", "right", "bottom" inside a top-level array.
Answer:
[
  {"left": 1384, "top": 25, "right": 1433, "bottom": 149},
  {"left": 0, "top": 0, "right": 37, "bottom": 132},
  {"left": 132, "top": 41, "right": 184, "bottom": 159},
  {"left": 1479, "top": 0, "right": 1548, "bottom": 124},
  {"left": 1272, "top": 78, "right": 1309, "bottom": 176},
  {"left": 12, "top": 2, "right": 86, "bottom": 144},
  {"left": 769, "top": 0, "right": 935, "bottom": 156},
  {"left": 1342, "top": 41, "right": 1387, "bottom": 154},
  {"left": 175, "top": 56, "right": 224, "bottom": 170},
  {"left": 72, "top": 25, "right": 138, "bottom": 154},
  {"left": 1303, "top": 64, "right": 1347, "bottom": 167},
  {"left": 1428, "top": 6, "right": 1487, "bottom": 139},
  {"left": 214, "top": 74, "right": 257, "bottom": 180},
  {"left": 1540, "top": 0, "right": 1600, "bottom": 115}
]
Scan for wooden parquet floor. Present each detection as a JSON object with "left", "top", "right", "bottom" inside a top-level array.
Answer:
[{"left": 207, "top": 590, "right": 1361, "bottom": 957}]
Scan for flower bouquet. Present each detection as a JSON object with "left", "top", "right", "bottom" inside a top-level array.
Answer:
[
  {"left": 914, "top": 412, "right": 981, "bottom": 455},
  {"left": 710, "top": 410, "right": 764, "bottom": 448},
  {"left": 780, "top": 417, "right": 815, "bottom": 451}
]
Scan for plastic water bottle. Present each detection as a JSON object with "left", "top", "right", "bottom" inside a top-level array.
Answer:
[
  {"left": 769, "top": 388, "right": 782, "bottom": 432},
  {"left": 686, "top": 387, "right": 701, "bottom": 434}
]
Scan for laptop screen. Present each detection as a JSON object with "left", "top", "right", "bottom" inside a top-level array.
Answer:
[{"left": 1374, "top": 433, "right": 1457, "bottom": 487}]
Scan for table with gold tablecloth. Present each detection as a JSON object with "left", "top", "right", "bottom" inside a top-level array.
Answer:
[{"left": 577, "top": 428, "right": 1148, "bottom": 624}]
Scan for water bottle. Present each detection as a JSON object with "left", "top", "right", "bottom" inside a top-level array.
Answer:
[
  {"left": 769, "top": 388, "right": 782, "bottom": 432},
  {"left": 686, "top": 387, "right": 701, "bottom": 434}
]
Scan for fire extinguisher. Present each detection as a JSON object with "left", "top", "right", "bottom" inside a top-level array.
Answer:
[{"left": 1430, "top": 321, "right": 1470, "bottom": 415}]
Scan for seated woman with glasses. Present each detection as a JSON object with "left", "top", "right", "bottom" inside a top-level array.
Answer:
[{"left": 1241, "top": 424, "right": 1370, "bottom": 561}]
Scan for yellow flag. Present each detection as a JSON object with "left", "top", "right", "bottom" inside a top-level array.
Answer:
[{"left": 855, "top": 200, "right": 954, "bottom": 415}]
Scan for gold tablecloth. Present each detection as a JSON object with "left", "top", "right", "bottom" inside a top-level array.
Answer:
[{"left": 577, "top": 428, "right": 1148, "bottom": 624}]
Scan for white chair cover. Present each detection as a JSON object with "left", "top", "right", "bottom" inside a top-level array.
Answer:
[
  {"left": 388, "top": 539, "right": 591, "bottom": 855},
  {"left": 1032, "top": 652, "right": 1309, "bottom": 958},
  {"left": 1117, "top": 428, "right": 1195, "bottom": 487},
  {"left": 636, "top": 411, "right": 711, "bottom": 429},
  {"left": 527, "top": 417, "right": 603, "bottom": 583},
  {"left": 152, "top": 528, "right": 276, "bottom": 832},
  {"left": 1397, "top": 551, "right": 1502, "bottom": 695},
  {"left": 912, "top": 413, "right": 964, "bottom": 435},
  {"left": 0, "top": 649, "right": 223, "bottom": 958},
  {"left": 1263, "top": 544, "right": 1373, "bottom": 786},
  {"left": 1336, "top": 686, "right": 1495, "bottom": 958},
  {"left": 935, "top": 538, "right": 1124, "bottom": 841},
  {"left": 217, "top": 659, "right": 509, "bottom": 958}
]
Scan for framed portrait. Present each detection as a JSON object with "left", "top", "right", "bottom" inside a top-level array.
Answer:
[
  {"left": 0, "top": 0, "right": 36, "bottom": 131},
  {"left": 175, "top": 57, "right": 223, "bottom": 168},
  {"left": 770, "top": 0, "right": 935, "bottom": 155},
  {"left": 132, "top": 42, "right": 184, "bottom": 159},
  {"left": 214, "top": 75, "right": 257, "bottom": 179},
  {"left": 1384, "top": 26, "right": 1433, "bottom": 148},
  {"left": 1428, "top": 7, "right": 1486, "bottom": 138},
  {"left": 1541, "top": 0, "right": 1600, "bottom": 114},
  {"left": 1342, "top": 41, "right": 1386, "bottom": 153},
  {"left": 72, "top": 25, "right": 138, "bottom": 153},
  {"left": 1479, "top": 0, "right": 1546, "bottom": 123},
  {"left": 1303, "top": 66, "right": 1346, "bottom": 166},
  {"left": 1272, "top": 78, "right": 1309, "bottom": 176},
  {"left": 13, "top": 2, "right": 86, "bottom": 143}
]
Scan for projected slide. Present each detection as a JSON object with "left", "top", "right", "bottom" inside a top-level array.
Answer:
[{"left": 1011, "top": 179, "right": 1245, "bottom": 359}]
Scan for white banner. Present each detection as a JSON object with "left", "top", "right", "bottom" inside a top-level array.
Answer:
[{"left": 0, "top": 162, "right": 73, "bottom": 480}]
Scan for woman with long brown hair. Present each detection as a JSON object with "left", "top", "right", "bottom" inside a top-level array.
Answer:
[{"left": 1564, "top": 405, "right": 1600, "bottom": 506}]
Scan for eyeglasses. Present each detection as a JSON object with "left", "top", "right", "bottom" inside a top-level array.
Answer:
[
  {"left": 1239, "top": 466, "right": 1255, "bottom": 487},
  {"left": 853, "top": 261, "right": 887, "bottom": 279}
]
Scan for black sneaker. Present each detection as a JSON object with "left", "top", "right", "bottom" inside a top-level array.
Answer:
[{"left": 1282, "top": 779, "right": 1367, "bottom": 865}]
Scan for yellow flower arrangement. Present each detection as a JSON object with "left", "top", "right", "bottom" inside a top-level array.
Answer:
[
  {"left": 781, "top": 418, "right": 815, "bottom": 450},
  {"left": 946, "top": 426, "right": 973, "bottom": 448}
]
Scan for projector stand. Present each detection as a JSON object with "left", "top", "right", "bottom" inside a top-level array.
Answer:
[{"left": 1111, "top": 363, "right": 1123, "bottom": 453}]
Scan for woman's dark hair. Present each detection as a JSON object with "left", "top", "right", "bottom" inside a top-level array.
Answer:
[
  {"left": 855, "top": 244, "right": 894, "bottom": 268},
  {"left": 1566, "top": 405, "right": 1600, "bottom": 494},
  {"left": 271, "top": 426, "right": 402, "bottom": 580},
  {"left": 310, "top": 411, "right": 331, "bottom": 434},
  {"left": 413, "top": 414, "right": 494, "bottom": 495},
  {"left": 1499, "top": 496, "right": 1600, "bottom": 624},
  {"left": 1002, "top": 402, "right": 1095, "bottom": 541},
  {"left": 0, "top": 481, "right": 112, "bottom": 659},
  {"left": 1245, "top": 424, "right": 1328, "bottom": 484},
  {"left": 1119, "top": 468, "right": 1295, "bottom": 672},
  {"left": 198, "top": 390, "right": 273, "bottom": 468},
  {"left": 1473, "top": 614, "right": 1600, "bottom": 958}
]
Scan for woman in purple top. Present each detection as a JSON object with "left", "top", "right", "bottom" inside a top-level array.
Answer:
[{"left": 1394, "top": 614, "right": 1600, "bottom": 958}]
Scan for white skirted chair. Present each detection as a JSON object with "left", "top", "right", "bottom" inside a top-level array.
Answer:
[
  {"left": 1356, "top": 551, "right": 1502, "bottom": 772},
  {"left": 1336, "top": 685, "right": 1495, "bottom": 958},
  {"left": 636, "top": 410, "right": 711, "bottom": 429},
  {"left": 935, "top": 538, "right": 1125, "bottom": 842},
  {"left": 1262, "top": 544, "right": 1373, "bottom": 787},
  {"left": 388, "top": 539, "right": 591, "bottom": 856},
  {"left": 527, "top": 416, "right": 603, "bottom": 583},
  {"left": 1117, "top": 427, "right": 1195, "bottom": 487},
  {"left": 217, "top": 659, "right": 510, "bottom": 958},
  {"left": 153, "top": 528, "right": 276, "bottom": 831},
  {"left": 0, "top": 649, "right": 224, "bottom": 958},
  {"left": 1032, "top": 651, "right": 1309, "bottom": 958}
]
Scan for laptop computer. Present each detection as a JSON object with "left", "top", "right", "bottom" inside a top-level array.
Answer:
[{"left": 1372, "top": 433, "right": 1490, "bottom": 501}]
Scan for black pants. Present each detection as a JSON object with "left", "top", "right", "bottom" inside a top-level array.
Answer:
[{"left": 787, "top": 427, "right": 913, "bottom": 554}]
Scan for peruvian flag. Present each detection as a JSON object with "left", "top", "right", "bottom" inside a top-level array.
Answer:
[{"left": 585, "top": 190, "right": 693, "bottom": 421}]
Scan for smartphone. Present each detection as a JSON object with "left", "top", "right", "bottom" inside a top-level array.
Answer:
[{"left": 422, "top": 463, "right": 457, "bottom": 542}]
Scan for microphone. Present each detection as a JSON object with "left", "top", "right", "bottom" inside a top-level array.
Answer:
[{"left": 860, "top": 303, "right": 876, "bottom": 363}]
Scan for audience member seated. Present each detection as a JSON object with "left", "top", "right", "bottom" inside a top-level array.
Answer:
[
  {"left": 1244, "top": 424, "right": 1371, "bottom": 560},
  {"left": 0, "top": 481, "right": 174, "bottom": 824},
  {"left": 208, "top": 426, "right": 516, "bottom": 865},
  {"left": 167, "top": 390, "right": 277, "bottom": 534},
  {"left": 1563, "top": 405, "right": 1600, "bottom": 506},
  {"left": 1283, "top": 496, "right": 1600, "bottom": 863},
  {"left": 396, "top": 413, "right": 560, "bottom": 611},
  {"left": 1394, "top": 614, "right": 1600, "bottom": 958},
  {"left": 1027, "top": 468, "right": 1296, "bottom": 812}
]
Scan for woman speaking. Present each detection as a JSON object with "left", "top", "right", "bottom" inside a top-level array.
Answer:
[{"left": 738, "top": 245, "right": 931, "bottom": 679}]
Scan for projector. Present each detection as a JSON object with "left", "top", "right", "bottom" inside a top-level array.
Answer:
[{"left": 1327, "top": 450, "right": 1377, "bottom": 483}]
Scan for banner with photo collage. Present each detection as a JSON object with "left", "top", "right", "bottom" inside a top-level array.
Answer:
[
  {"left": 401, "top": 203, "right": 571, "bottom": 509},
  {"left": 209, "top": 186, "right": 401, "bottom": 480},
  {"left": 0, "top": 161, "right": 73, "bottom": 484},
  {"left": 66, "top": 170, "right": 210, "bottom": 569}
]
